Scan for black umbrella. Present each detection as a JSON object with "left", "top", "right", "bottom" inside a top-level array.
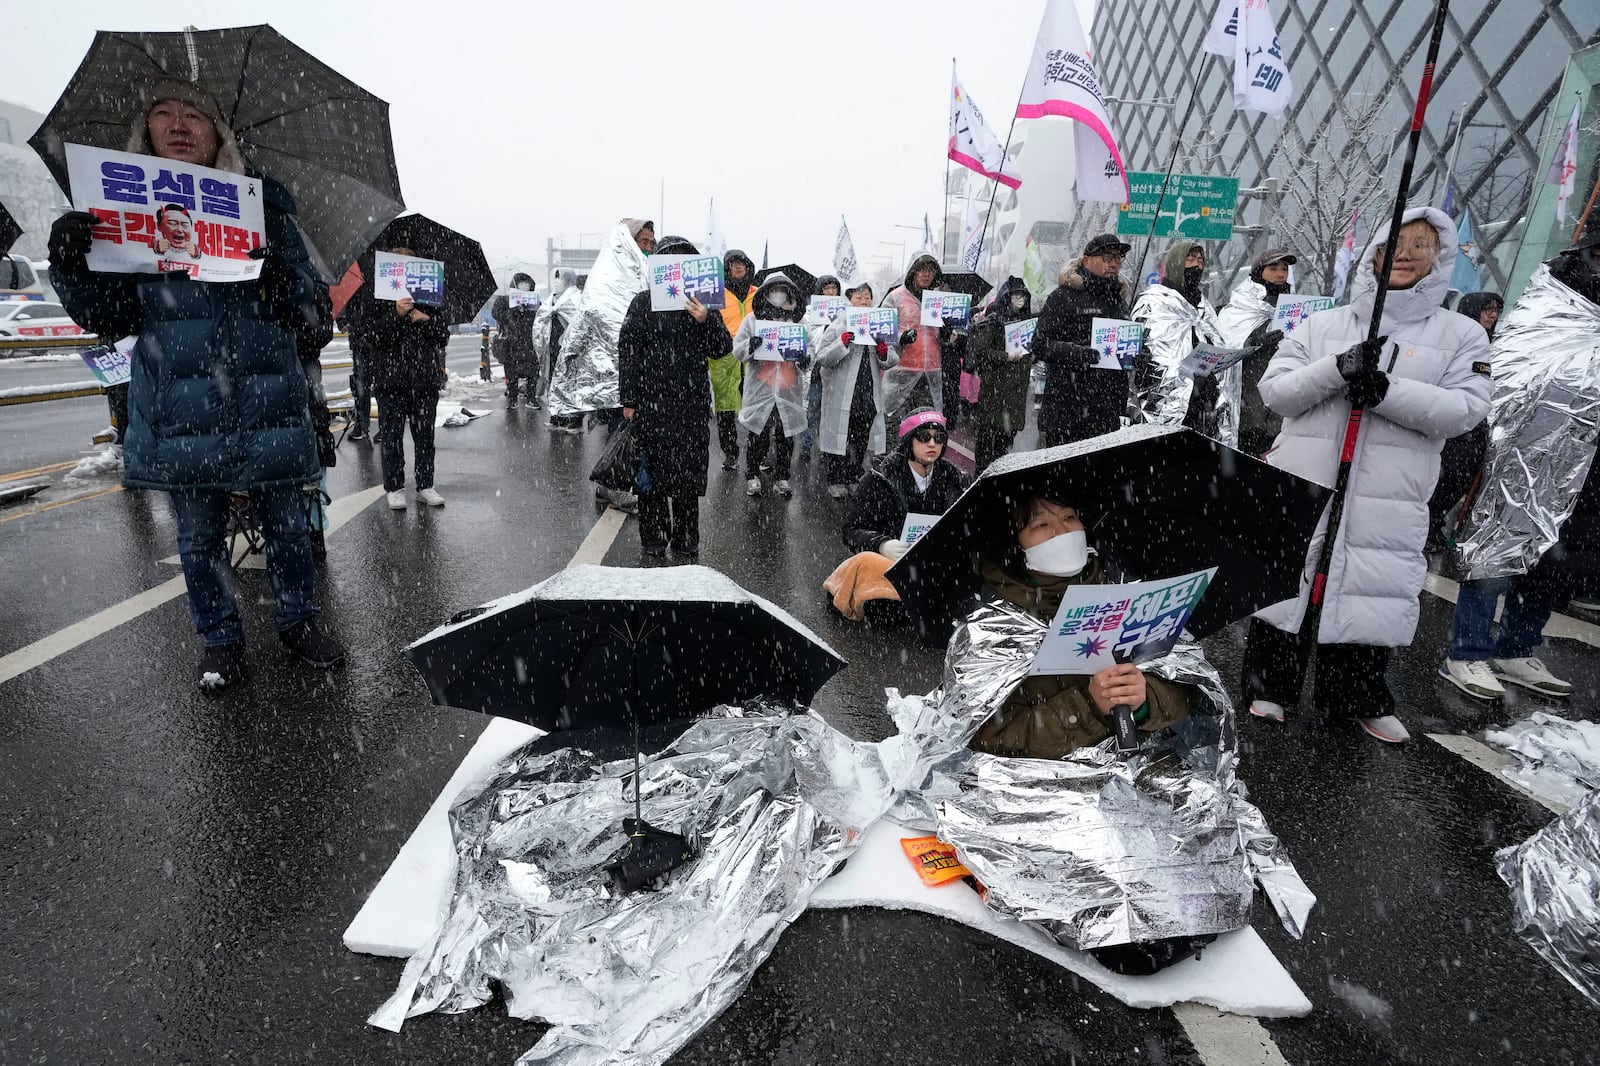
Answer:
[
  {"left": 0, "top": 201, "right": 21, "bottom": 257},
  {"left": 755, "top": 263, "right": 817, "bottom": 296},
  {"left": 370, "top": 214, "right": 495, "bottom": 326},
  {"left": 29, "top": 24, "right": 404, "bottom": 281},
  {"left": 406, "top": 564, "right": 846, "bottom": 891},
  {"left": 887, "top": 424, "right": 1330, "bottom": 639},
  {"left": 938, "top": 270, "right": 995, "bottom": 304}
]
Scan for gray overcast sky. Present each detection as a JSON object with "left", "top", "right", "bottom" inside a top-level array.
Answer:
[{"left": 5, "top": 0, "right": 1095, "bottom": 281}]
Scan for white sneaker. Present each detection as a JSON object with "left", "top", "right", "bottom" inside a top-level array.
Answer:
[
  {"left": 1248, "top": 700, "right": 1286, "bottom": 723},
  {"left": 1566, "top": 596, "right": 1600, "bottom": 612},
  {"left": 774, "top": 479, "right": 793, "bottom": 497},
  {"left": 387, "top": 490, "right": 407, "bottom": 510},
  {"left": 417, "top": 487, "right": 445, "bottom": 507},
  {"left": 1490, "top": 656, "right": 1573, "bottom": 698},
  {"left": 828, "top": 484, "right": 850, "bottom": 500},
  {"left": 1439, "top": 659, "right": 1505, "bottom": 700},
  {"left": 1358, "top": 716, "right": 1411, "bottom": 743},
  {"left": 746, "top": 478, "right": 763, "bottom": 496}
]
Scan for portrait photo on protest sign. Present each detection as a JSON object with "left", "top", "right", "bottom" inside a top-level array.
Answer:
[
  {"left": 1029, "top": 568, "right": 1215, "bottom": 676},
  {"left": 1091, "top": 317, "right": 1143, "bottom": 370},
  {"left": 373, "top": 251, "right": 447, "bottom": 306},
  {"left": 64, "top": 143, "right": 265, "bottom": 283},
  {"left": 649, "top": 254, "right": 726, "bottom": 312},
  {"left": 751, "top": 320, "right": 809, "bottom": 361}
]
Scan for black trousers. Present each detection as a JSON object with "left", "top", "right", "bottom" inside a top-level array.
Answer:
[
  {"left": 973, "top": 427, "right": 1015, "bottom": 475},
  {"left": 717, "top": 410, "right": 740, "bottom": 460},
  {"left": 1240, "top": 617, "right": 1394, "bottom": 719},
  {"left": 375, "top": 388, "right": 439, "bottom": 492},
  {"left": 746, "top": 411, "right": 792, "bottom": 479},
  {"left": 639, "top": 490, "right": 699, "bottom": 554}
]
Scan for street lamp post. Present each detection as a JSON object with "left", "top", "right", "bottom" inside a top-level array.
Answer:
[{"left": 879, "top": 240, "right": 908, "bottom": 277}]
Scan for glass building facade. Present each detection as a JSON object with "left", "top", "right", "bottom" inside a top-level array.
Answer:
[{"left": 1054, "top": 0, "right": 1600, "bottom": 299}]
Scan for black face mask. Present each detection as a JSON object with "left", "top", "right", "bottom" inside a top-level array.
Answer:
[
  {"left": 1552, "top": 249, "right": 1600, "bottom": 306},
  {"left": 1181, "top": 265, "right": 1205, "bottom": 303},
  {"left": 1260, "top": 278, "right": 1291, "bottom": 305}
]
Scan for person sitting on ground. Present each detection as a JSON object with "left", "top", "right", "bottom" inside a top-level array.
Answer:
[
  {"left": 969, "top": 494, "right": 1196, "bottom": 758},
  {"left": 824, "top": 408, "right": 968, "bottom": 621}
]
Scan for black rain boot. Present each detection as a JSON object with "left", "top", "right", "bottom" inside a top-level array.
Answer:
[
  {"left": 197, "top": 643, "right": 247, "bottom": 692},
  {"left": 279, "top": 618, "right": 346, "bottom": 668}
]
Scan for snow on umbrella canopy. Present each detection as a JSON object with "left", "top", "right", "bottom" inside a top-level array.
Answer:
[
  {"left": 29, "top": 24, "right": 405, "bottom": 282},
  {"left": 754, "top": 263, "right": 817, "bottom": 296},
  {"left": 404, "top": 565, "right": 847, "bottom": 731},
  {"left": 887, "top": 424, "right": 1331, "bottom": 638},
  {"left": 367, "top": 213, "right": 496, "bottom": 326}
]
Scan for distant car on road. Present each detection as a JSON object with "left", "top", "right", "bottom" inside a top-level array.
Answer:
[{"left": 0, "top": 301, "right": 87, "bottom": 339}]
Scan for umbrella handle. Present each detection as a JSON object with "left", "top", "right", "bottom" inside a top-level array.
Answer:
[{"left": 1110, "top": 705, "right": 1139, "bottom": 752}]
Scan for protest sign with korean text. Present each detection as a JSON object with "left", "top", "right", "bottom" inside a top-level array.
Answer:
[
  {"left": 1005, "top": 317, "right": 1038, "bottom": 357},
  {"left": 649, "top": 254, "right": 726, "bottom": 312},
  {"left": 750, "top": 320, "right": 808, "bottom": 362},
  {"left": 508, "top": 289, "right": 541, "bottom": 310},
  {"left": 64, "top": 143, "right": 265, "bottom": 283},
  {"left": 900, "top": 512, "right": 942, "bottom": 546},
  {"left": 80, "top": 336, "right": 137, "bottom": 387},
  {"left": 374, "top": 252, "right": 446, "bottom": 306},
  {"left": 921, "top": 291, "right": 972, "bottom": 330},
  {"left": 1272, "top": 294, "right": 1335, "bottom": 334},
  {"left": 1029, "top": 568, "right": 1216, "bottom": 676},
  {"left": 1090, "top": 317, "right": 1144, "bottom": 369},
  {"left": 1180, "top": 342, "right": 1250, "bottom": 379},
  {"left": 807, "top": 295, "right": 846, "bottom": 325},
  {"left": 843, "top": 306, "right": 900, "bottom": 346}
]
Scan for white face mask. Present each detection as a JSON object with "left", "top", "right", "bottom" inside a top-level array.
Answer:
[
  {"left": 1024, "top": 530, "right": 1092, "bottom": 577},
  {"left": 516, "top": 282, "right": 531, "bottom": 291},
  {"left": 767, "top": 290, "right": 792, "bottom": 310}
]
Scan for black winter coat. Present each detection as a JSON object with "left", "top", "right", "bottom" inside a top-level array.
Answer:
[
  {"left": 1033, "top": 267, "right": 1132, "bottom": 441},
  {"left": 842, "top": 453, "right": 970, "bottom": 555},
  {"left": 492, "top": 295, "right": 539, "bottom": 373},
  {"left": 618, "top": 292, "right": 732, "bottom": 496},
  {"left": 357, "top": 294, "right": 451, "bottom": 394}
]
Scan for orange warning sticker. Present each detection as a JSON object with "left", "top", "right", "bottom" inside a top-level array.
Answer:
[{"left": 900, "top": 835, "right": 971, "bottom": 887}]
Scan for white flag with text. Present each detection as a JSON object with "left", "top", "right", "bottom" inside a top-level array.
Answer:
[
  {"left": 1202, "top": 0, "right": 1293, "bottom": 116},
  {"left": 833, "top": 216, "right": 860, "bottom": 285},
  {"left": 1016, "top": 0, "right": 1128, "bottom": 203}
]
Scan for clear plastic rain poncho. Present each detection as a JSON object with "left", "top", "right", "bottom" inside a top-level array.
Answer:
[
  {"left": 890, "top": 598, "right": 1316, "bottom": 950},
  {"left": 1455, "top": 264, "right": 1600, "bottom": 580},
  {"left": 1131, "top": 284, "right": 1237, "bottom": 446},
  {"left": 545, "top": 224, "right": 647, "bottom": 416}
]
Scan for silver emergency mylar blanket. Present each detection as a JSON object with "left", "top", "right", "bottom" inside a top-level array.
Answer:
[
  {"left": 1496, "top": 789, "right": 1600, "bottom": 1008},
  {"left": 1131, "top": 284, "right": 1238, "bottom": 447},
  {"left": 1456, "top": 265, "right": 1600, "bottom": 581},
  {"left": 370, "top": 707, "right": 904, "bottom": 1066},
  {"left": 545, "top": 223, "right": 646, "bottom": 416},
  {"left": 896, "top": 600, "right": 1315, "bottom": 949}
]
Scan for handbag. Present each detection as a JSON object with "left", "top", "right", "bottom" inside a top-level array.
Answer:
[{"left": 589, "top": 420, "right": 641, "bottom": 494}]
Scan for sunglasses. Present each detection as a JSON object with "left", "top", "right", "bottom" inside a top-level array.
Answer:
[{"left": 912, "top": 427, "right": 948, "bottom": 444}]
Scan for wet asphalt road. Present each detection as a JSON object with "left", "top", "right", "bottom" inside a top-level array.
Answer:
[{"left": 3, "top": 387, "right": 1599, "bottom": 1066}]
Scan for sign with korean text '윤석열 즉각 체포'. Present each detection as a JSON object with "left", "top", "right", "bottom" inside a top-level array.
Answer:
[{"left": 1116, "top": 171, "right": 1240, "bottom": 241}]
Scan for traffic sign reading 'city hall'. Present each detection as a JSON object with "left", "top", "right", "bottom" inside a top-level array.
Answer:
[{"left": 1116, "top": 172, "right": 1240, "bottom": 241}]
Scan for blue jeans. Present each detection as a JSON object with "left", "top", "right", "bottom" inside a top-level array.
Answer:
[
  {"left": 171, "top": 487, "right": 320, "bottom": 647},
  {"left": 1448, "top": 576, "right": 1556, "bottom": 661}
]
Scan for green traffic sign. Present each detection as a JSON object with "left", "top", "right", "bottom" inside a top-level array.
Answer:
[{"left": 1115, "top": 172, "right": 1241, "bottom": 241}]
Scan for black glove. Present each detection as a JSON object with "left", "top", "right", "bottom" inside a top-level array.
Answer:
[
  {"left": 248, "top": 245, "right": 300, "bottom": 303},
  {"left": 899, "top": 329, "right": 918, "bottom": 347},
  {"left": 1336, "top": 335, "right": 1389, "bottom": 380},
  {"left": 938, "top": 323, "right": 955, "bottom": 343},
  {"left": 749, "top": 336, "right": 763, "bottom": 355},
  {"left": 48, "top": 211, "right": 98, "bottom": 271},
  {"left": 1343, "top": 369, "right": 1389, "bottom": 409}
]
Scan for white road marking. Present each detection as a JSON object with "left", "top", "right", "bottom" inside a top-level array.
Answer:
[
  {"left": 1, "top": 485, "right": 384, "bottom": 685},
  {"left": 1173, "top": 1004, "right": 1293, "bottom": 1066},
  {"left": 569, "top": 506, "right": 628, "bottom": 566},
  {"left": 1425, "top": 733, "right": 1569, "bottom": 814}
]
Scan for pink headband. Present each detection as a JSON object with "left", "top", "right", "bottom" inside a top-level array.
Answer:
[{"left": 898, "top": 410, "right": 947, "bottom": 439}]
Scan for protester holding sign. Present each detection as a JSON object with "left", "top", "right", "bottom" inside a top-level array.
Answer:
[
  {"left": 735, "top": 273, "right": 810, "bottom": 497},
  {"left": 618, "top": 236, "right": 732, "bottom": 559},
  {"left": 1132, "top": 242, "right": 1235, "bottom": 445},
  {"left": 1219, "top": 248, "right": 1296, "bottom": 457},
  {"left": 825, "top": 408, "right": 969, "bottom": 622},
  {"left": 881, "top": 255, "right": 949, "bottom": 431},
  {"left": 1033, "top": 234, "right": 1135, "bottom": 447},
  {"left": 969, "top": 495, "right": 1198, "bottom": 759},
  {"left": 1244, "top": 208, "right": 1491, "bottom": 743},
  {"left": 713, "top": 250, "right": 758, "bottom": 470},
  {"left": 49, "top": 80, "right": 341, "bottom": 691},
  {"left": 814, "top": 280, "right": 900, "bottom": 498},
  {"left": 966, "top": 277, "right": 1035, "bottom": 473},
  {"left": 357, "top": 243, "right": 452, "bottom": 511},
  {"left": 800, "top": 275, "right": 842, "bottom": 460},
  {"left": 491, "top": 272, "right": 542, "bottom": 410}
]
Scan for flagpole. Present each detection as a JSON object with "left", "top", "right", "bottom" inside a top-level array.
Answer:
[
  {"left": 971, "top": 85, "right": 1024, "bottom": 279},
  {"left": 944, "top": 57, "right": 956, "bottom": 263},
  {"left": 1132, "top": 54, "right": 1213, "bottom": 290},
  {"left": 1573, "top": 167, "right": 1600, "bottom": 246}
]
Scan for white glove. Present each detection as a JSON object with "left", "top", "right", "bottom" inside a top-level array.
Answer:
[{"left": 880, "top": 538, "right": 910, "bottom": 561}]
